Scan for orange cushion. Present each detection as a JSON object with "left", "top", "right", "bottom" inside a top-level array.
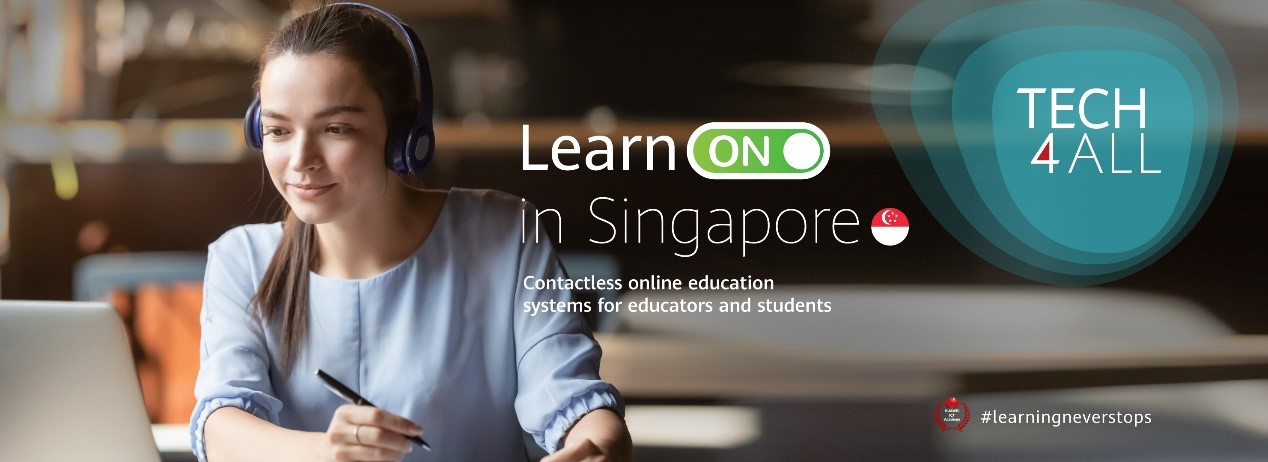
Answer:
[{"left": 134, "top": 283, "right": 203, "bottom": 424}]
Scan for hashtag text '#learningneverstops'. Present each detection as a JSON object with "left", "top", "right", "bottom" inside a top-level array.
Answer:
[{"left": 978, "top": 409, "right": 1152, "bottom": 428}]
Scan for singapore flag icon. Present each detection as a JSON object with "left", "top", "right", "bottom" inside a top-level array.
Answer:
[{"left": 871, "top": 208, "right": 909, "bottom": 246}]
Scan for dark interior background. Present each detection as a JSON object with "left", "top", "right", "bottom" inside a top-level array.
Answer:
[{"left": 4, "top": 0, "right": 1265, "bottom": 330}]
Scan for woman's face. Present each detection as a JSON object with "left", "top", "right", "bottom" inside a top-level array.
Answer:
[{"left": 258, "top": 52, "right": 392, "bottom": 226}]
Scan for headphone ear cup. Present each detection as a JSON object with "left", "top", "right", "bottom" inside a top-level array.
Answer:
[
  {"left": 387, "top": 120, "right": 434, "bottom": 176},
  {"left": 401, "top": 127, "right": 433, "bottom": 176},
  {"left": 244, "top": 96, "right": 263, "bottom": 151},
  {"left": 414, "top": 127, "right": 434, "bottom": 172},
  {"left": 386, "top": 118, "right": 413, "bottom": 175}
]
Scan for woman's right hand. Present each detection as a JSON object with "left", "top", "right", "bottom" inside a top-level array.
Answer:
[{"left": 315, "top": 404, "right": 423, "bottom": 461}]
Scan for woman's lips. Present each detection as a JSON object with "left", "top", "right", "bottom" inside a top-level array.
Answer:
[{"left": 289, "top": 183, "right": 335, "bottom": 199}]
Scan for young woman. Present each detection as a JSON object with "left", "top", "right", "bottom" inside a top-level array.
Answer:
[{"left": 189, "top": 3, "right": 630, "bottom": 461}]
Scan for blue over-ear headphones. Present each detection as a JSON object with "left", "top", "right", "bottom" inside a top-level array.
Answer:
[{"left": 243, "top": 2, "right": 435, "bottom": 176}]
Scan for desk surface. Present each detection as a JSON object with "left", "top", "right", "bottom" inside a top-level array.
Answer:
[
  {"left": 594, "top": 333, "right": 1268, "bottom": 399},
  {"left": 151, "top": 334, "right": 1268, "bottom": 460}
]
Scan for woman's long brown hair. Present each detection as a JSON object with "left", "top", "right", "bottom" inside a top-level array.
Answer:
[{"left": 251, "top": 1, "right": 418, "bottom": 373}]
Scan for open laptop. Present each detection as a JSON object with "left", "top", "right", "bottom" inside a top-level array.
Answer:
[{"left": 0, "top": 300, "right": 162, "bottom": 462}]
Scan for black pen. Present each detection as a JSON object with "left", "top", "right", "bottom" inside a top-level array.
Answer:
[{"left": 315, "top": 369, "right": 432, "bottom": 451}]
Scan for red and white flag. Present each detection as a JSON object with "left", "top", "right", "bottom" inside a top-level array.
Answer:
[{"left": 871, "top": 208, "right": 909, "bottom": 246}]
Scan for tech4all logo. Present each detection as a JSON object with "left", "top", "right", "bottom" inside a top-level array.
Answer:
[
  {"left": 873, "top": 0, "right": 1237, "bottom": 285},
  {"left": 935, "top": 396, "right": 970, "bottom": 432},
  {"left": 1019, "top": 87, "right": 1158, "bottom": 176}
]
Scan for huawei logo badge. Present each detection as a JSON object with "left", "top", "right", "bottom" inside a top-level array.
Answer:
[{"left": 935, "top": 396, "right": 970, "bottom": 432}]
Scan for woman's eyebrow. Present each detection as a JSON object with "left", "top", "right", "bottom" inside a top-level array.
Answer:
[
  {"left": 259, "top": 105, "right": 364, "bottom": 121},
  {"left": 313, "top": 104, "right": 364, "bottom": 118},
  {"left": 260, "top": 109, "right": 289, "bottom": 121}
]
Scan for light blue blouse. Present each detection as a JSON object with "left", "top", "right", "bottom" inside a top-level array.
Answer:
[{"left": 189, "top": 188, "right": 623, "bottom": 461}]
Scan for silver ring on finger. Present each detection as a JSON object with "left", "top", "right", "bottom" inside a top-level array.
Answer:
[{"left": 355, "top": 424, "right": 363, "bottom": 445}]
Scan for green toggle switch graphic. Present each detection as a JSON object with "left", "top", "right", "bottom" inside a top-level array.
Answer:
[{"left": 686, "top": 122, "right": 831, "bottom": 179}]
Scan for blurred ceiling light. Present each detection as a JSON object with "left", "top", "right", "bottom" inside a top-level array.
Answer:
[
  {"left": 7, "top": 0, "right": 80, "bottom": 118},
  {"left": 1, "top": 121, "right": 64, "bottom": 162},
  {"left": 95, "top": 0, "right": 125, "bottom": 37},
  {"left": 737, "top": 62, "right": 952, "bottom": 93},
  {"left": 624, "top": 405, "right": 760, "bottom": 449},
  {"left": 198, "top": 20, "right": 228, "bottom": 49},
  {"left": 97, "top": 37, "right": 125, "bottom": 76},
  {"left": 450, "top": 51, "right": 524, "bottom": 119},
  {"left": 51, "top": 153, "right": 79, "bottom": 200},
  {"left": 222, "top": 22, "right": 260, "bottom": 57},
  {"left": 96, "top": 0, "right": 127, "bottom": 77},
  {"left": 121, "top": 1, "right": 151, "bottom": 59},
  {"left": 736, "top": 61, "right": 953, "bottom": 106},
  {"left": 584, "top": 105, "right": 617, "bottom": 135},
  {"left": 163, "top": 8, "right": 194, "bottom": 49},
  {"left": 5, "top": 36, "right": 33, "bottom": 117},
  {"left": 64, "top": 120, "right": 125, "bottom": 163},
  {"left": 867, "top": 63, "right": 953, "bottom": 93},
  {"left": 34, "top": 0, "right": 75, "bottom": 117},
  {"left": 161, "top": 120, "right": 246, "bottom": 163}
]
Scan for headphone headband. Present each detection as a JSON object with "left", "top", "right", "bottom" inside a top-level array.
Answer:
[
  {"left": 331, "top": 2, "right": 433, "bottom": 132},
  {"left": 244, "top": 2, "right": 436, "bottom": 175}
]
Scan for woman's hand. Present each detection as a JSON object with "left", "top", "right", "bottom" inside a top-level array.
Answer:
[
  {"left": 315, "top": 404, "right": 423, "bottom": 461},
  {"left": 542, "top": 438, "right": 624, "bottom": 462},
  {"left": 541, "top": 408, "right": 632, "bottom": 462}
]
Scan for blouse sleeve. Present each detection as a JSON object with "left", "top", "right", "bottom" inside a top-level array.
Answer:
[
  {"left": 188, "top": 228, "right": 283, "bottom": 462},
  {"left": 512, "top": 204, "right": 625, "bottom": 454}
]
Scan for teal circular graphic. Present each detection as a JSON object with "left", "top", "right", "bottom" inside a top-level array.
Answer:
[{"left": 873, "top": 0, "right": 1236, "bottom": 285}]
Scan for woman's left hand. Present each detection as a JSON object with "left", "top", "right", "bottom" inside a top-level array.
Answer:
[
  {"left": 541, "top": 408, "right": 631, "bottom": 462},
  {"left": 541, "top": 438, "right": 609, "bottom": 462}
]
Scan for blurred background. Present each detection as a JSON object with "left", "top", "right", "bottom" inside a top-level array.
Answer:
[{"left": 2, "top": 0, "right": 1268, "bottom": 460}]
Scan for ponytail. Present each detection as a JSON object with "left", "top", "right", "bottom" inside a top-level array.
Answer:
[{"left": 250, "top": 209, "right": 315, "bottom": 373}]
